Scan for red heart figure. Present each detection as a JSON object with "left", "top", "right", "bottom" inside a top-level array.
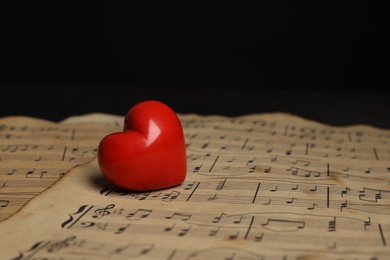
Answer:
[{"left": 97, "top": 100, "right": 186, "bottom": 191}]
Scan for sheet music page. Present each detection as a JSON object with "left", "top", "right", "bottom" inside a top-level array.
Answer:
[
  {"left": 1, "top": 113, "right": 390, "bottom": 259},
  {"left": 60, "top": 113, "right": 123, "bottom": 126},
  {"left": 0, "top": 116, "right": 121, "bottom": 221}
]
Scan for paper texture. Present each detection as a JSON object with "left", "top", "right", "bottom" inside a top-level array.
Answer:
[
  {"left": 1, "top": 112, "right": 390, "bottom": 259},
  {"left": 0, "top": 116, "right": 121, "bottom": 221}
]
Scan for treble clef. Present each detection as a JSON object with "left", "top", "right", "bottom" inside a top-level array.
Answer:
[{"left": 92, "top": 204, "right": 115, "bottom": 219}]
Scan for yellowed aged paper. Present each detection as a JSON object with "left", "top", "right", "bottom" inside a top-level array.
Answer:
[
  {"left": 0, "top": 116, "right": 121, "bottom": 221},
  {"left": 1, "top": 113, "right": 390, "bottom": 259},
  {"left": 60, "top": 113, "right": 123, "bottom": 126}
]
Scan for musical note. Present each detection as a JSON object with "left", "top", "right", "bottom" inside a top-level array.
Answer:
[
  {"left": 140, "top": 245, "right": 154, "bottom": 256},
  {"left": 253, "top": 233, "right": 264, "bottom": 242},
  {"left": 228, "top": 231, "right": 240, "bottom": 240},
  {"left": 115, "top": 224, "right": 131, "bottom": 234},
  {"left": 363, "top": 217, "right": 371, "bottom": 231},
  {"left": 46, "top": 236, "right": 77, "bottom": 253},
  {"left": 328, "top": 217, "right": 336, "bottom": 232},
  {"left": 216, "top": 178, "right": 227, "bottom": 190},
  {"left": 184, "top": 181, "right": 196, "bottom": 190},
  {"left": 220, "top": 144, "right": 229, "bottom": 151},
  {"left": 71, "top": 147, "right": 88, "bottom": 156},
  {"left": 269, "top": 185, "right": 278, "bottom": 192},
  {"left": 358, "top": 188, "right": 382, "bottom": 203},
  {"left": 201, "top": 142, "right": 209, "bottom": 149},
  {"left": 340, "top": 201, "right": 348, "bottom": 211},
  {"left": 292, "top": 159, "right": 310, "bottom": 166},
  {"left": 261, "top": 219, "right": 305, "bottom": 232},
  {"left": 212, "top": 213, "right": 226, "bottom": 223},
  {"left": 26, "top": 169, "right": 35, "bottom": 178},
  {"left": 193, "top": 165, "right": 202, "bottom": 173},
  {"left": 233, "top": 216, "right": 244, "bottom": 224},
  {"left": 164, "top": 223, "right": 176, "bottom": 232},
  {"left": 79, "top": 221, "right": 99, "bottom": 229},
  {"left": 286, "top": 198, "right": 297, "bottom": 204},
  {"left": 6, "top": 169, "right": 16, "bottom": 175},
  {"left": 99, "top": 184, "right": 116, "bottom": 196},
  {"left": 130, "top": 192, "right": 151, "bottom": 201},
  {"left": 2, "top": 145, "right": 19, "bottom": 152},
  {"left": 264, "top": 166, "right": 271, "bottom": 173},
  {"left": 207, "top": 194, "right": 218, "bottom": 201},
  {"left": 165, "top": 212, "right": 192, "bottom": 221},
  {"left": 126, "top": 209, "right": 152, "bottom": 220},
  {"left": 208, "top": 227, "right": 220, "bottom": 237},
  {"left": 92, "top": 204, "right": 115, "bottom": 219},
  {"left": 287, "top": 167, "right": 298, "bottom": 175},
  {"left": 248, "top": 166, "right": 256, "bottom": 173},
  {"left": 178, "top": 225, "right": 192, "bottom": 237},
  {"left": 246, "top": 158, "right": 255, "bottom": 165},
  {"left": 162, "top": 191, "right": 180, "bottom": 202}
]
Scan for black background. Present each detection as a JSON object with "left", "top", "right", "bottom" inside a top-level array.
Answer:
[{"left": 1, "top": 2, "right": 389, "bottom": 128}]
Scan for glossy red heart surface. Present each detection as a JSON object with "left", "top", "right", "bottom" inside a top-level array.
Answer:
[{"left": 97, "top": 100, "right": 186, "bottom": 191}]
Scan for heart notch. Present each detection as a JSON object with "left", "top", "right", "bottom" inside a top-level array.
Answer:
[{"left": 98, "top": 100, "right": 187, "bottom": 191}]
